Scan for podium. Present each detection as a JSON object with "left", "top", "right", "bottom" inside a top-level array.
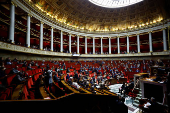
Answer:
[{"left": 140, "top": 78, "right": 167, "bottom": 104}]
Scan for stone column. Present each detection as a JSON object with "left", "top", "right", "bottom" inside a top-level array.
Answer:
[
  {"left": 101, "top": 37, "right": 103, "bottom": 54},
  {"left": 9, "top": 3, "right": 15, "bottom": 43},
  {"left": 77, "top": 35, "right": 79, "bottom": 54},
  {"left": 163, "top": 28, "right": 167, "bottom": 51},
  {"left": 40, "top": 22, "right": 43, "bottom": 50},
  {"left": 127, "top": 35, "right": 129, "bottom": 53},
  {"left": 51, "top": 27, "right": 53, "bottom": 51},
  {"left": 137, "top": 34, "right": 140, "bottom": 53},
  {"left": 117, "top": 36, "right": 120, "bottom": 54},
  {"left": 93, "top": 37, "right": 95, "bottom": 54},
  {"left": 69, "top": 34, "right": 72, "bottom": 53},
  {"left": 109, "top": 37, "right": 111, "bottom": 54},
  {"left": 85, "top": 36, "right": 87, "bottom": 54},
  {"left": 149, "top": 32, "right": 153, "bottom": 52},
  {"left": 26, "top": 14, "right": 31, "bottom": 47},
  {"left": 60, "top": 30, "right": 63, "bottom": 52}
]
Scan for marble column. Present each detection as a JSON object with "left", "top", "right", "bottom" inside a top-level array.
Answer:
[
  {"left": 85, "top": 36, "right": 87, "bottom": 54},
  {"left": 77, "top": 35, "right": 79, "bottom": 54},
  {"left": 60, "top": 30, "right": 63, "bottom": 52},
  {"left": 163, "top": 29, "right": 167, "bottom": 51},
  {"left": 40, "top": 22, "right": 43, "bottom": 50},
  {"left": 109, "top": 37, "right": 111, "bottom": 54},
  {"left": 69, "top": 34, "right": 72, "bottom": 53},
  {"left": 117, "top": 36, "right": 120, "bottom": 54},
  {"left": 51, "top": 27, "right": 53, "bottom": 51},
  {"left": 101, "top": 37, "right": 103, "bottom": 54},
  {"left": 168, "top": 26, "right": 170, "bottom": 50},
  {"left": 26, "top": 14, "right": 31, "bottom": 47},
  {"left": 149, "top": 32, "right": 153, "bottom": 52},
  {"left": 9, "top": 3, "right": 15, "bottom": 43},
  {"left": 137, "top": 34, "right": 140, "bottom": 53},
  {"left": 127, "top": 35, "right": 129, "bottom": 53},
  {"left": 93, "top": 37, "right": 95, "bottom": 54}
]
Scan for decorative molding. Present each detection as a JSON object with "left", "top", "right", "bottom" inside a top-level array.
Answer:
[
  {"left": 28, "top": 13, "right": 32, "bottom": 17},
  {"left": 40, "top": 21, "right": 44, "bottom": 24},
  {"left": 11, "top": 1, "right": 17, "bottom": 7}
]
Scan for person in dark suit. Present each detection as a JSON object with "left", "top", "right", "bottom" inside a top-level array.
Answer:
[
  {"left": 12, "top": 72, "right": 26, "bottom": 85},
  {"left": 0, "top": 67, "right": 6, "bottom": 78},
  {"left": 67, "top": 68, "right": 70, "bottom": 73},
  {"left": 143, "top": 97, "right": 159, "bottom": 113},
  {"left": 11, "top": 66, "right": 20, "bottom": 74},
  {"left": 34, "top": 75, "right": 43, "bottom": 98},
  {"left": 53, "top": 72, "right": 60, "bottom": 82},
  {"left": 27, "top": 64, "right": 33, "bottom": 70},
  {"left": 153, "top": 74, "right": 162, "bottom": 82},
  {"left": 45, "top": 67, "right": 53, "bottom": 92},
  {"left": 66, "top": 73, "right": 70, "bottom": 81},
  {"left": 74, "top": 72, "right": 79, "bottom": 80}
]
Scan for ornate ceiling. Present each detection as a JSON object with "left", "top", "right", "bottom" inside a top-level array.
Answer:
[{"left": 31, "top": 0, "right": 169, "bottom": 32}]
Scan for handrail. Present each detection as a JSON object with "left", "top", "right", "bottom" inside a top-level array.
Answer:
[{"left": 132, "top": 78, "right": 140, "bottom": 92}]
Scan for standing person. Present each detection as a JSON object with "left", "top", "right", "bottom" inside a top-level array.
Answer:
[{"left": 46, "top": 67, "right": 53, "bottom": 92}]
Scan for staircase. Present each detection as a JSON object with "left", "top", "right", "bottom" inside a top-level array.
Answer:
[
  {"left": 132, "top": 79, "right": 142, "bottom": 107},
  {"left": 133, "top": 88, "right": 142, "bottom": 107}
]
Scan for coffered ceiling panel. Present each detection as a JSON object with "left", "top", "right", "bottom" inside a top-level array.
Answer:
[{"left": 31, "top": 0, "right": 169, "bottom": 32}]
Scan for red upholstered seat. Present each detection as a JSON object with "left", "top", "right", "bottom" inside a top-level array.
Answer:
[
  {"left": 5, "top": 69, "right": 12, "bottom": 75},
  {"left": 34, "top": 73, "right": 41, "bottom": 81},
  {"left": 26, "top": 70, "right": 32, "bottom": 76},
  {"left": 32, "top": 70, "right": 36, "bottom": 75},
  {"left": 62, "top": 70, "right": 66, "bottom": 74},
  {"left": 70, "top": 69, "right": 74, "bottom": 72},
  {"left": 29, "top": 91, "right": 35, "bottom": 99},
  {"left": 23, "top": 85, "right": 29, "bottom": 100},
  {"left": 18, "top": 68, "right": 22, "bottom": 71},
  {"left": 6, "top": 74, "right": 16, "bottom": 86},
  {"left": 27, "top": 78, "right": 34, "bottom": 89},
  {"left": 22, "top": 67, "right": 26, "bottom": 72},
  {"left": 5, "top": 65, "right": 13, "bottom": 69},
  {"left": 4, "top": 88, "right": 11, "bottom": 97},
  {"left": 0, "top": 93, "right": 7, "bottom": 100}
]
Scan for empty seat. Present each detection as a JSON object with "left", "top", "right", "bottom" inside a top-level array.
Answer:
[
  {"left": 6, "top": 74, "right": 16, "bottom": 86},
  {"left": 5, "top": 69, "right": 12, "bottom": 75},
  {"left": 0, "top": 93, "right": 7, "bottom": 100}
]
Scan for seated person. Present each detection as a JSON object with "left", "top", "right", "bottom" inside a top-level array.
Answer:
[
  {"left": 67, "top": 68, "right": 70, "bottom": 73},
  {"left": 27, "top": 64, "right": 33, "bottom": 70},
  {"left": 72, "top": 80, "right": 81, "bottom": 89},
  {"left": 119, "top": 82, "right": 125, "bottom": 94},
  {"left": 0, "top": 67, "right": 6, "bottom": 78},
  {"left": 13, "top": 58, "right": 18, "bottom": 62},
  {"left": 67, "top": 77, "right": 73, "bottom": 85},
  {"left": 53, "top": 73, "right": 60, "bottom": 82},
  {"left": 10, "top": 66, "right": 20, "bottom": 74},
  {"left": 5, "top": 57, "right": 12, "bottom": 65},
  {"left": 153, "top": 74, "right": 162, "bottom": 82},
  {"left": 22, "top": 61, "right": 27, "bottom": 67},
  {"left": 66, "top": 73, "right": 70, "bottom": 81},
  {"left": 136, "top": 69, "right": 140, "bottom": 72},
  {"left": 12, "top": 72, "right": 26, "bottom": 84},
  {"left": 143, "top": 97, "right": 159, "bottom": 113}
]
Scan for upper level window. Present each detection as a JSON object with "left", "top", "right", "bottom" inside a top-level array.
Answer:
[{"left": 89, "top": 0, "right": 143, "bottom": 8}]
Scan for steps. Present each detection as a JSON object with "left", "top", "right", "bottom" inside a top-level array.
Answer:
[{"left": 133, "top": 88, "right": 142, "bottom": 107}]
